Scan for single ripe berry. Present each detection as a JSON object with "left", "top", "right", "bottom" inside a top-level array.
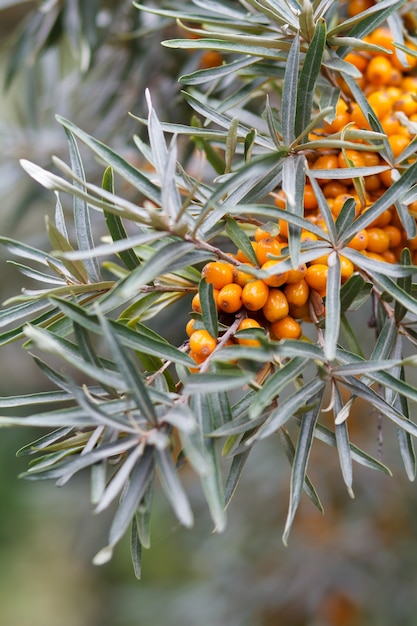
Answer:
[
  {"left": 233, "top": 263, "right": 255, "bottom": 287},
  {"left": 262, "top": 289, "right": 289, "bottom": 322},
  {"left": 305, "top": 264, "right": 328, "bottom": 292},
  {"left": 217, "top": 283, "right": 243, "bottom": 313},
  {"left": 186, "top": 318, "right": 196, "bottom": 337},
  {"left": 270, "top": 316, "right": 302, "bottom": 340},
  {"left": 261, "top": 260, "right": 289, "bottom": 287},
  {"left": 366, "top": 55, "right": 394, "bottom": 87},
  {"left": 255, "top": 237, "right": 283, "bottom": 266},
  {"left": 366, "top": 227, "right": 390, "bottom": 253},
  {"left": 284, "top": 279, "right": 310, "bottom": 307},
  {"left": 242, "top": 280, "right": 270, "bottom": 311},
  {"left": 286, "top": 263, "right": 307, "bottom": 284},
  {"left": 236, "top": 318, "right": 263, "bottom": 347},
  {"left": 340, "top": 256, "right": 355, "bottom": 282},
  {"left": 189, "top": 329, "right": 217, "bottom": 359},
  {"left": 202, "top": 261, "right": 234, "bottom": 289}
]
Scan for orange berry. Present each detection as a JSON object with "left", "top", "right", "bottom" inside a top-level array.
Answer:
[
  {"left": 286, "top": 263, "right": 307, "bottom": 283},
  {"left": 241, "top": 280, "right": 270, "bottom": 311},
  {"left": 262, "top": 289, "right": 289, "bottom": 322},
  {"left": 392, "top": 40, "right": 417, "bottom": 71},
  {"left": 256, "top": 237, "right": 284, "bottom": 266},
  {"left": 347, "top": 229, "right": 369, "bottom": 251},
  {"left": 189, "top": 329, "right": 217, "bottom": 358},
  {"left": 236, "top": 318, "right": 263, "bottom": 347},
  {"left": 332, "top": 193, "right": 358, "bottom": 218},
  {"left": 338, "top": 150, "right": 366, "bottom": 169},
  {"left": 233, "top": 263, "right": 255, "bottom": 287},
  {"left": 199, "top": 50, "right": 223, "bottom": 69},
  {"left": 344, "top": 50, "right": 369, "bottom": 71},
  {"left": 364, "top": 174, "right": 382, "bottom": 192},
  {"left": 270, "top": 316, "right": 302, "bottom": 340},
  {"left": 382, "top": 249, "right": 396, "bottom": 263},
  {"left": 350, "top": 103, "right": 371, "bottom": 129},
  {"left": 361, "top": 151, "right": 381, "bottom": 167},
  {"left": 322, "top": 180, "right": 348, "bottom": 198},
  {"left": 192, "top": 289, "right": 219, "bottom": 313},
  {"left": 189, "top": 350, "right": 206, "bottom": 367},
  {"left": 366, "top": 227, "right": 390, "bottom": 253},
  {"left": 402, "top": 76, "right": 417, "bottom": 92},
  {"left": 367, "top": 90, "right": 393, "bottom": 118},
  {"left": 261, "top": 260, "right": 289, "bottom": 287},
  {"left": 236, "top": 242, "right": 258, "bottom": 264},
  {"left": 347, "top": 0, "right": 374, "bottom": 16},
  {"left": 289, "top": 302, "right": 311, "bottom": 322},
  {"left": 340, "top": 255, "right": 355, "bottom": 282},
  {"left": 323, "top": 100, "right": 351, "bottom": 133},
  {"left": 305, "top": 264, "right": 329, "bottom": 291},
  {"left": 311, "top": 154, "right": 340, "bottom": 184},
  {"left": 394, "top": 93, "right": 417, "bottom": 116},
  {"left": 254, "top": 226, "right": 277, "bottom": 242},
  {"left": 186, "top": 318, "right": 196, "bottom": 337},
  {"left": 380, "top": 114, "right": 402, "bottom": 136},
  {"left": 278, "top": 218, "right": 289, "bottom": 240},
  {"left": 366, "top": 55, "right": 394, "bottom": 87},
  {"left": 388, "top": 134, "right": 410, "bottom": 159},
  {"left": 366, "top": 207, "right": 392, "bottom": 228},
  {"left": 274, "top": 189, "right": 286, "bottom": 209},
  {"left": 368, "top": 27, "right": 395, "bottom": 54},
  {"left": 202, "top": 261, "right": 234, "bottom": 289},
  {"left": 217, "top": 283, "right": 243, "bottom": 313},
  {"left": 303, "top": 184, "right": 319, "bottom": 210},
  {"left": 284, "top": 278, "right": 310, "bottom": 307},
  {"left": 379, "top": 167, "right": 395, "bottom": 188}
]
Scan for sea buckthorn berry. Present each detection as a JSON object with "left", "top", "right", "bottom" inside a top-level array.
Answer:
[
  {"left": 192, "top": 289, "right": 219, "bottom": 313},
  {"left": 344, "top": 51, "right": 369, "bottom": 72},
  {"left": 337, "top": 150, "right": 366, "bottom": 170},
  {"left": 261, "top": 260, "right": 289, "bottom": 287},
  {"left": 382, "top": 250, "right": 396, "bottom": 263},
  {"left": 289, "top": 302, "right": 311, "bottom": 322},
  {"left": 364, "top": 174, "right": 382, "bottom": 192},
  {"left": 254, "top": 226, "right": 276, "bottom": 242},
  {"left": 367, "top": 90, "right": 393, "bottom": 119},
  {"left": 233, "top": 263, "right": 255, "bottom": 287},
  {"left": 278, "top": 218, "right": 289, "bottom": 240},
  {"left": 311, "top": 154, "right": 339, "bottom": 184},
  {"left": 347, "top": 0, "right": 374, "bottom": 17},
  {"left": 199, "top": 50, "right": 223, "bottom": 69},
  {"left": 274, "top": 189, "right": 286, "bottom": 209},
  {"left": 366, "top": 55, "right": 394, "bottom": 86},
  {"left": 241, "top": 279, "right": 270, "bottom": 311},
  {"left": 202, "top": 261, "right": 234, "bottom": 289},
  {"left": 303, "top": 184, "right": 319, "bottom": 210},
  {"left": 379, "top": 167, "right": 395, "bottom": 188},
  {"left": 388, "top": 134, "right": 410, "bottom": 159},
  {"left": 322, "top": 180, "right": 348, "bottom": 198},
  {"left": 340, "top": 256, "right": 355, "bottom": 282},
  {"left": 262, "top": 289, "right": 289, "bottom": 322},
  {"left": 189, "top": 329, "right": 217, "bottom": 358},
  {"left": 256, "top": 237, "right": 284, "bottom": 266},
  {"left": 332, "top": 193, "right": 358, "bottom": 218},
  {"left": 284, "top": 278, "right": 310, "bottom": 307},
  {"left": 236, "top": 318, "right": 262, "bottom": 347},
  {"left": 305, "top": 264, "right": 328, "bottom": 292},
  {"left": 217, "top": 283, "right": 243, "bottom": 313},
  {"left": 368, "top": 27, "right": 395, "bottom": 54},
  {"left": 347, "top": 229, "right": 369, "bottom": 251},
  {"left": 350, "top": 103, "right": 370, "bottom": 129},
  {"left": 189, "top": 350, "right": 206, "bottom": 366},
  {"left": 270, "top": 316, "right": 302, "bottom": 340},
  {"left": 361, "top": 151, "right": 381, "bottom": 167},
  {"left": 286, "top": 263, "right": 307, "bottom": 283},
  {"left": 323, "top": 99, "right": 351, "bottom": 133},
  {"left": 380, "top": 114, "right": 402, "bottom": 136},
  {"left": 300, "top": 230, "right": 318, "bottom": 243},
  {"left": 236, "top": 242, "right": 258, "bottom": 264},
  {"left": 384, "top": 225, "right": 402, "bottom": 248},
  {"left": 367, "top": 208, "right": 392, "bottom": 228},
  {"left": 406, "top": 233, "right": 417, "bottom": 250},
  {"left": 401, "top": 76, "right": 417, "bottom": 92},
  {"left": 186, "top": 318, "right": 196, "bottom": 337},
  {"left": 392, "top": 40, "right": 417, "bottom": 71},
  {"left": 366, "top": 227, "right": 390, "bottom": 253}
]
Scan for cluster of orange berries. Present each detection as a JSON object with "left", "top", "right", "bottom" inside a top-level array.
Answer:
[{"left": 186, "top": 19, "right": 417, "bottom": 366}]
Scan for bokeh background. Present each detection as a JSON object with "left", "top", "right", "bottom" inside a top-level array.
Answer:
[{"left": 2, "top": 2, "right": 417, "bottom": 625}]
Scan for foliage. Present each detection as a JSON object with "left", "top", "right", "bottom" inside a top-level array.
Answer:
[{"left": 2, "top": 0, "right": 417, "bottom": 578}]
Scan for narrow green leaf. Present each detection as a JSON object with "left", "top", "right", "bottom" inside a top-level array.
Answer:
[
  {"left": 131, "top": 516, "right": 142, "bottom": 580},
  {"left": 155, "top": 448, "right": 194, "bottom": 528},
  {"left": 334, "top": 385, "right": 354, "bottom": 498},
  {"left": 225, "top": 215, "right": 258, "bottom": 265},
  {"left": 283, "top": 390, "right": 323, "bottom": 545},
  {"left": 340, "top": 274, "right": 372, "bottom": 313},
  {"left": 278, "top": 427, "right": 324, "bottom": 513},
  {"left": 282, "top": 33, "right": 300, "bottom": 144},
  {"left": 295, "top": 18, "right": 326, "bottom": 138},
  {"left": 249, "top": 357, "right": 307, "bottom": 419},
  {"left": 184, "top": 371, "right": 254, "bottom": 393},
  {"left": 102, "top": 167, "right": 140, "bottom": 271},
  {"left": 395, "top": 248, "right": 413, "bottom": 322},
  {"left": 64, "top": 126, "right": 101, "bottom": 283},
  {"left": 324, "top": 252, "right": 341, "bottom": 361}
]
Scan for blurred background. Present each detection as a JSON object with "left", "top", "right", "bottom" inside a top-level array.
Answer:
[{"left": 2, "top": 2, "right": 417, "bottom": 625}]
